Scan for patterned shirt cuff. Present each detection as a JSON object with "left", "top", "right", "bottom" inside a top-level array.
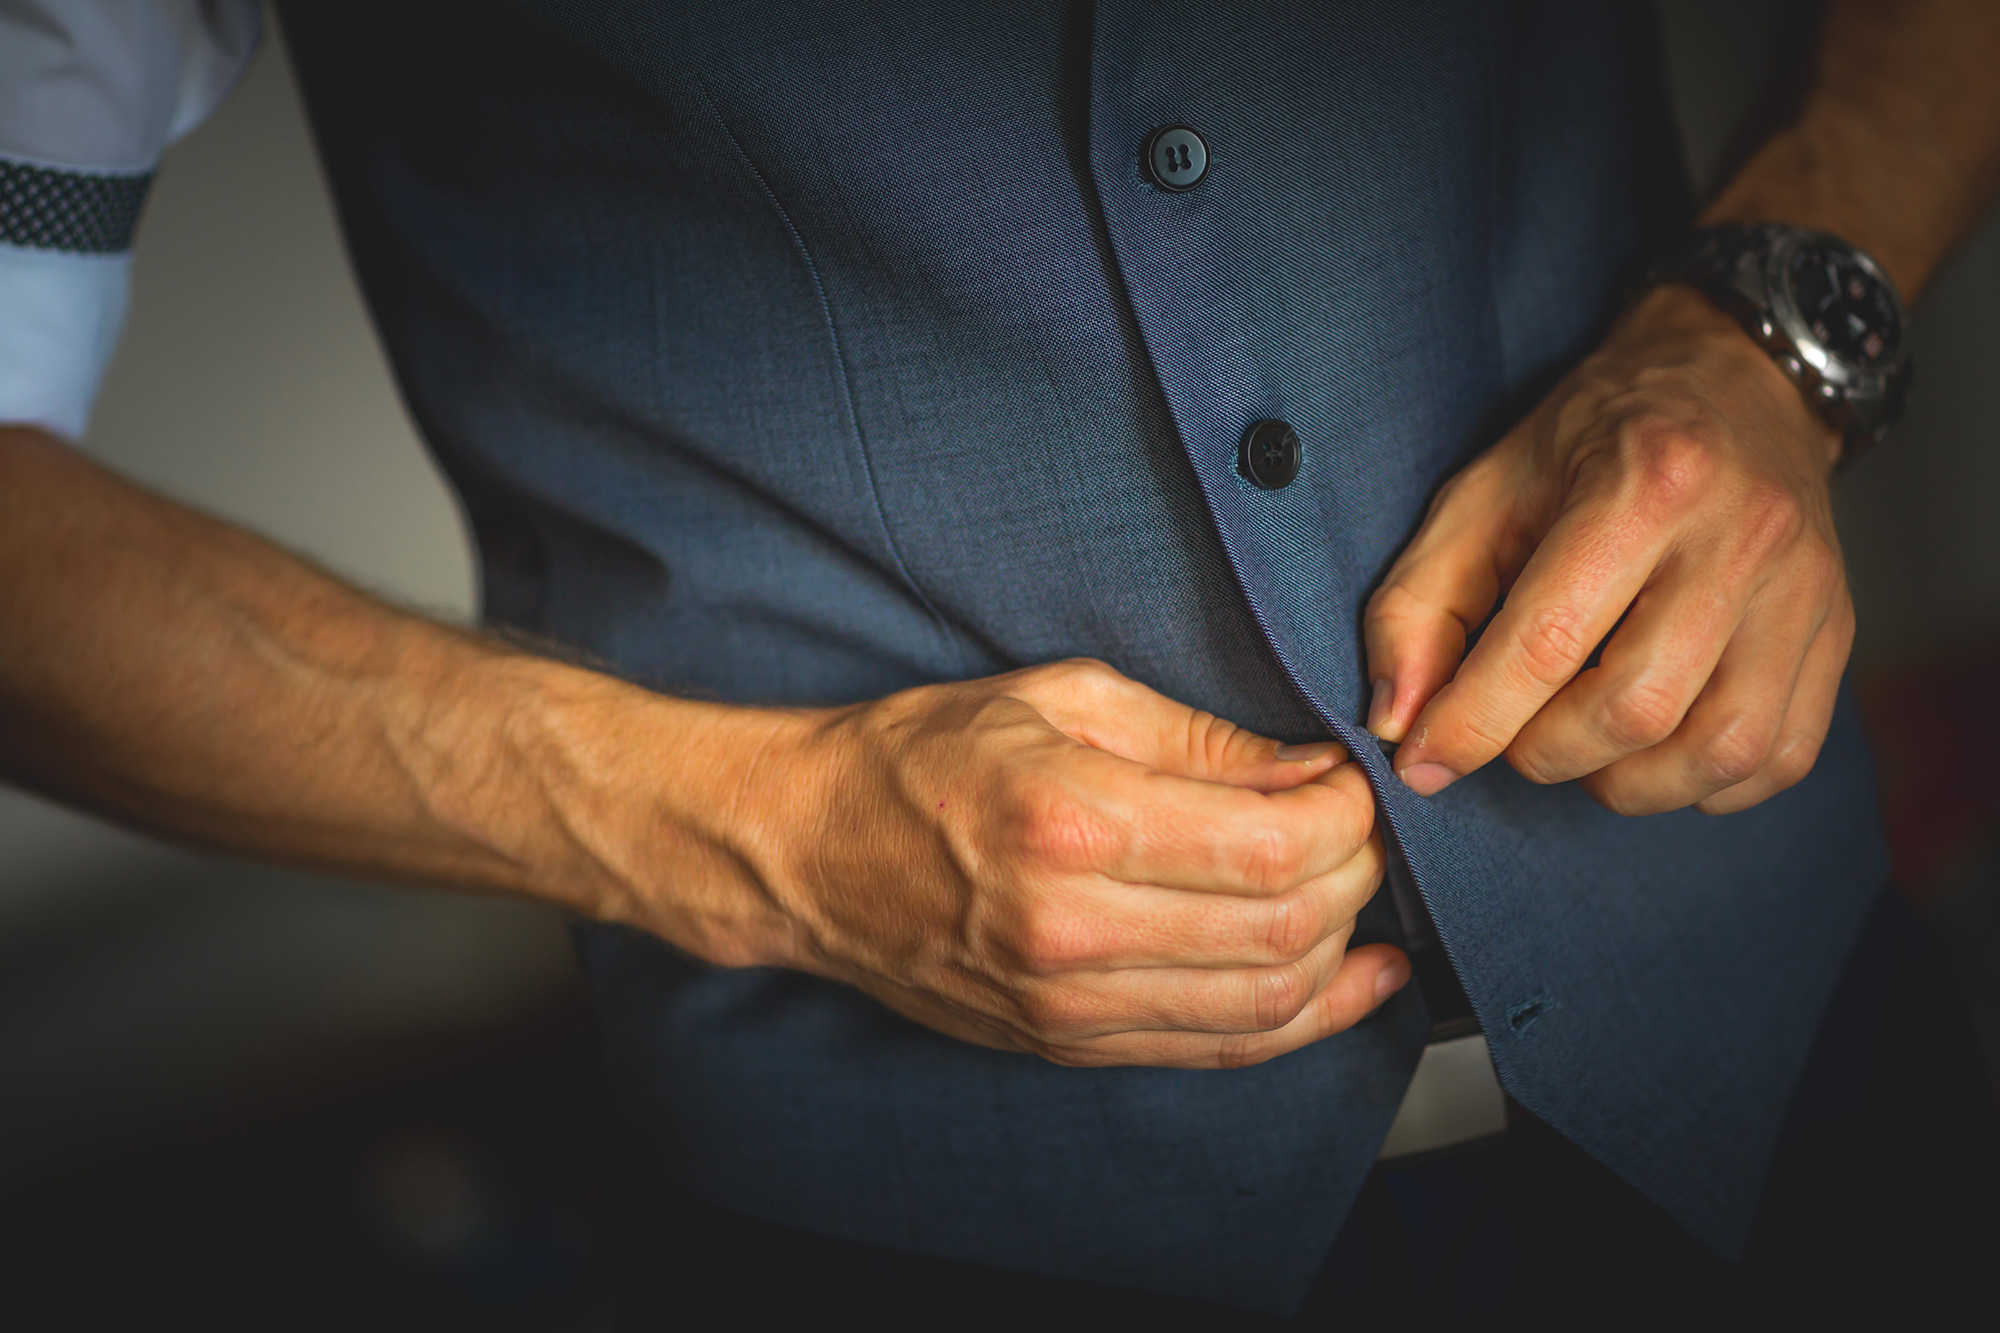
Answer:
[{"left": 0, "top": 154, "right": 153, "bottom": 253}]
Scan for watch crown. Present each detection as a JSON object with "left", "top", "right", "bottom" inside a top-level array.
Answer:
[
  {"left": 1817, "top": 382, "right": 1841, "bottom": 400},
  {"left": 1778, "top": 353, "right": 1805, "bottom": 379}
]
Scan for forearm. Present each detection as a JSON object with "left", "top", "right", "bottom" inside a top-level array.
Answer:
[
  {"left": 0, "top": 425, "right": 1414, "bottom": 1064},
  {"left": 0, "top": 425, "right": 797, "bottom": 962},
  {"left": 1703, "top": 0, "right": 2000, "bottom": 298}
]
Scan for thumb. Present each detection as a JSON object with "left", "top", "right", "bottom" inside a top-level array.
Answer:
[
  {"left": 1024, "top": 659, "right": 1351, "bottom": 793},
  {"left": 1363, "top": 451, "right": 1527, "bottom": 744}
]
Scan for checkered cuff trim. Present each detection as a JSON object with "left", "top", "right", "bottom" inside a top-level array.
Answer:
[{"left": 0, "top": 156, "right": 153, "bottom": 254}]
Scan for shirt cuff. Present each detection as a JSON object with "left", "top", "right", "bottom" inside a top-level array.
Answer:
[{"left": 0, "top": 240, "right": 131, "bottom": 440}]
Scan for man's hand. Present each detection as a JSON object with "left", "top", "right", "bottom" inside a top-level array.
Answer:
[
  {"left": 1358, "top": 0, "right": 2000, "bottom": 818},
  {"left": 716, "top": 659, "right": 1407, "bottom": 1068},
  {"left": 1363, "top": 288, "right": 1851, "bottom": 816},
  {"left": 0, "top": 428, "right": 1403, "bottom": 1071}
]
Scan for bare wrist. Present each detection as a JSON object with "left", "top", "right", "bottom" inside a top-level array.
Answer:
[
  {"left": 1612, "top": 285, "right": 1844, "bottom": 475},
  {"left": 467, "top": 653, "right": 822, "bottom": 969},
  {"left": 1700, "top": 116, "right": 1961, "bottom": 303}
]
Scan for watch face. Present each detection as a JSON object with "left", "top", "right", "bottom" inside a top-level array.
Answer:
[{"left": 1785, "top": 242, "right": 1901, "bottom": 367}]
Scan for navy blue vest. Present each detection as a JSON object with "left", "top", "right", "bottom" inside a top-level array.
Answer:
[{"left": 281, "top": 1, "right": 1887, "bottom": 1312}]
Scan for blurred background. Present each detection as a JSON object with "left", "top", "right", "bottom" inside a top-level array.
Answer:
[{"left": 3, "top": 3, "right": 1997, "bottom": 1326}]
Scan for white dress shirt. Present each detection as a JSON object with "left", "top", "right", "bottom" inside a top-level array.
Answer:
[{"left": 0, "top": 0, "right": 258, "bottom": 439}]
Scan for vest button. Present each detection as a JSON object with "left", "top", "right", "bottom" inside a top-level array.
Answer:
[
  {"left": 1142, "top": 125, "right": 1208, "bottom": 192},
  {"left": 1239, "top": 420, "right": 1301, "bottom": 489}
]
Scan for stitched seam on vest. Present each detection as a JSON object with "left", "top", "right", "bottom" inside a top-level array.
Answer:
[{"left": 693, "top": 78, "right": 970, "bottom": 678}]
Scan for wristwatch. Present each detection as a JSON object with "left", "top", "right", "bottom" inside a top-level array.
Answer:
[{"left": 1644, "top": 223, "right": 1913, "bottom": 462}]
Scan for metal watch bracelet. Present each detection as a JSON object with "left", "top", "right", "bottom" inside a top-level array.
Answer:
[{"left": 1641, "top": 223, "right": 1913, "bottom": 465}]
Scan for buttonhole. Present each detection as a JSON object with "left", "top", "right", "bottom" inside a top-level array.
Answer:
[{"left": 1506, "top": 988, "right": 1554, "bottom": 1035}]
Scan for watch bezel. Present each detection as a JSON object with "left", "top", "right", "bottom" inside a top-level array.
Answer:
[{"left": 1761, "top": 227, "right": 1910, "bottom": 398}]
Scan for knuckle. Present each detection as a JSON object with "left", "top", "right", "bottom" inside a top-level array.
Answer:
[
  {"left": 1602, "top": 675, "right": 1687, "bottom": 750},
  {"left": 1764, "top": 734, "right": 1824, "bottom": 790},
  {"left": 1184, "top": 708, "right": 1244, "bottom": 773},
  {"left": 1028, "top": 1031, "right": 1108, "bottom": 1067},
  {"left": 1589, "top": 779, "right": 1653, "bottom": 818},
  {"left": 1582, "top": 768, "right": 1674, "bottom": 817},
  {"left": 965, "top": 691, "right": 1032, "bottom": 739},
  {"left": 1030, "top": 656, "right": 1121, "bottom": 704},
  {"left": 1074, "top": 656, "right": 1124, "bottom": 697},
  {"left": 1625, "top": 425, "right": 1720, "bottom": 509},
  {"left": 1009, "top": 901, "right": 1095, "bottom": 975},
  {"left": 1365, "top": 579, "right": 1428, "bottom": 628},
  {"left": 1737, "top": 484, "right": 1807, "bottom": 557},
  {"left": 1505, "top": 742, "right": 1567, "bottom": 787},
  {"left": 1214, "top": 1032, "right": 1267, "bottom": 1071},
  {"left": 1515, "top": 603, "right": 1595, "bottom": 687},
  {"left": 1260, "top": 890, "right": 1323, "bottom": 963},
  {"left": 1251, "top": 962, "right": 1315, "bottom": 1031},
  {"left": 1244, "top": 824, "right": 1309, "bottom": 893},
  {"left": 1365, "top": 577, "right": 1478, "bottom": 668},
  {"left": 1054, "top": 655, "right": 1114, "bottom": 681},
  {"left": 1451, "top": 706, "right": 1519, "bottom": 762},
  {"left": 1073, "top": 656, "right": 1123, "bottom": 689},
  {"left": 1004, "top": 784, "right": 1121, "bottom": 872},
  {"left": 1791, "top": 544, "right": 1846, "bottom": 609},
  {"left": 1017, "top": 983, "right": 1089, "bottom": 1040},
  {"left": 1693, "top": 717, "right": 1774, "bottom": 788}
]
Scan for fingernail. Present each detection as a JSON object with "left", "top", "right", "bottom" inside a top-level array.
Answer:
[
  {"left": 1366, "top": 679, "right": 1394, "bottom": 738},
  {"left": 1375, "top": 958, "right": 1411, "bottom": 1001},
  {"left": 1275, "top": 740, "right": 1338, "bottom": 762},
  {"left": 1397, "top": 761, "right": 1459, "bottom": 797}
]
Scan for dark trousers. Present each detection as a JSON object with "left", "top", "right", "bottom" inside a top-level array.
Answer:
[{"left": 618, "top": 893, "right": 2000, "bottom": 1329}]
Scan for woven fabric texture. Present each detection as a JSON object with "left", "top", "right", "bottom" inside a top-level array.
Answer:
[{"left": 276, "top": 0, "right": 1889, "bottom": 1314}]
